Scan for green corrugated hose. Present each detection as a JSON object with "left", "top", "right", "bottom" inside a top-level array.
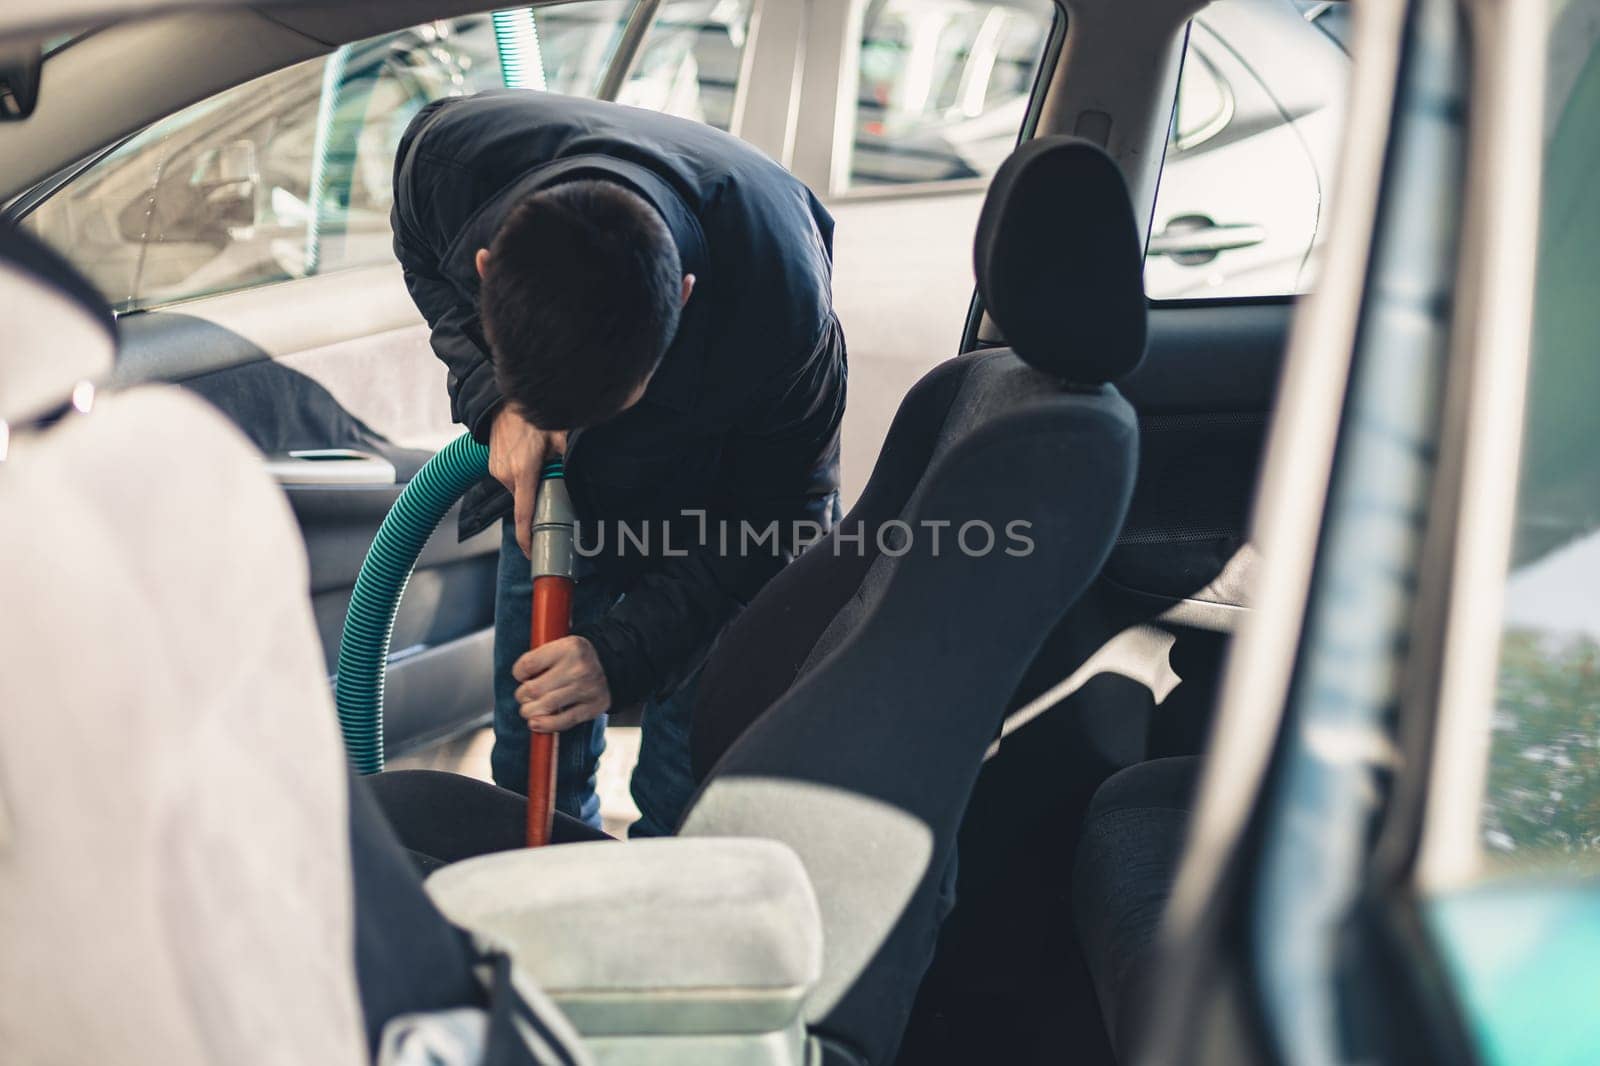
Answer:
[{"left": 335, "top": 432, "right": 490, "bottom": 773}]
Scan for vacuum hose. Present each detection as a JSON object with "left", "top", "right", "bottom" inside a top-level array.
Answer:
[{"left": 335, "top": 432, "right": 490, "bottom": 775}]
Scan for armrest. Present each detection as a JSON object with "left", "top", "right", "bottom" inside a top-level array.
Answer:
[{"left": 424, "top": 838, "right": 822, "bottom": 1039}]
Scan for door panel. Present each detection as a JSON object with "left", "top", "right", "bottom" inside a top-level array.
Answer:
[
  {"left": 116, "top": 265, "right": 497, "bottom": 757},
  {"left": 1106, "top": 299, "right": 1290, "bottom": 612}
]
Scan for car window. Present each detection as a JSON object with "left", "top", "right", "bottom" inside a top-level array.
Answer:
[
  {"left": 1146, "top": 1, "right": 1350, "bottom": 300},
  {"left": 1478, "top": 0, "right": 1600, "bottom": 875},
  {"left": 845, "top": 0, "right": 1056, "bottom": 189},
  {"left": 20, "top": 3, "right": 634, "bottom": 313},
  {"left": 618, "top": 0, "right": 754, "bottom": 131}
]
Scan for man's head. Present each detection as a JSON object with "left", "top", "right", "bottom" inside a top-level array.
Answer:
[{"left": 477, "top": 179, "right": 693, "bottom": 431}]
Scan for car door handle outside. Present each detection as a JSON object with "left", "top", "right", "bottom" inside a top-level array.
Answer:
[
  {"left": 1147, "top": 215, "right": 1267, "bottom": 264},
  {"left": 265, "top": 449, "right": 397, "bottom": 486}
]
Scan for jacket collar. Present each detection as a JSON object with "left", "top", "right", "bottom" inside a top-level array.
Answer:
[{"left": 443, "top": 155, "right": 708, "bottom": 414}]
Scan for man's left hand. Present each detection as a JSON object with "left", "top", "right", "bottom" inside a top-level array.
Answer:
[{"left": 513, "top": 636, "right": 612, "bottom": 732}]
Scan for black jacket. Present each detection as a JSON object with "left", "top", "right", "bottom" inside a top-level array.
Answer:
[{"left": 392, "top": 91, "right": 844, "bottom": 706}]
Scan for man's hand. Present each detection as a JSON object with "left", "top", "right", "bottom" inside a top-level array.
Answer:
[
  {"left": 513, "top": 636, "right": 611, "bottom": 732},
  {"left": 488, "top": 406, "right": 566, "bottom": 557}
]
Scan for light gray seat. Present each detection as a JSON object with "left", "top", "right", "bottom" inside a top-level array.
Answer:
[{"left": 0, "top": 227, "right": 370, "bottom": 1065}]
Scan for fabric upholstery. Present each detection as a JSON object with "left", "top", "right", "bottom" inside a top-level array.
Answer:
[
  {"left": 425, "top": 838, "right": 822, "bottom": 1038},
  {"left": 684, "top": 369, "right": 1140, "bottom": 1064},
  {"left": 1072, "top": 756, "right": 1201, "bottom": 1059},
  {"left": 0, "top": 388, "right": 368, "bottom": 1066},
  {"left": 974, "top": 137, "right": 1147, "bottom": 385},
  {"left": 689, "top": 355, "right": 976, "bottom": 779}
]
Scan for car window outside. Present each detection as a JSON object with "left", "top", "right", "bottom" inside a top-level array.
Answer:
[
  {"left": 1477, "top": 0, "right": 1600, "bottom": 875},
  {"left": 846, "top": 0, "right": 1056, "bottom": 189},
  {"left": 21, "top": 3, "right": 635, "bottom": 314},
  {"left": 1146, "top": 2, "right": 1350, "bottom": 301},
  {"left": 619, "top": 0, "right": 754, "bottom": 131}
]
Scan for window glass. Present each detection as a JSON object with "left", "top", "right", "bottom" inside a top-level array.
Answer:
[
  {"left": 1146, "top": 2, "right": 1350, "bottom": 300},
  {"left": 533, "top": 0, "right": 635, "bottom": 96},
  {"left": 21, "top": 3, "right": 634, "bottom": 313},
  {"left": 846, "top": 0, "right": 1055, "bottom": 189},
  {"left": 619, "top": 0, "right": 754, "bottom": 131},
  {"left": 1480, "top": 0, "right": 1600, "bottom": 873}
]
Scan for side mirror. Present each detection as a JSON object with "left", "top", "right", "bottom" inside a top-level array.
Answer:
[
  {"left": 0, "top": 41, "right": 43, "bottom": 121},
  {"left": 121, "top": 139, "right": 260, "bottom": 245}
]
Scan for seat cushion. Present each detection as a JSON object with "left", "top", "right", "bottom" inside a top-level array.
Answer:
[{"left": 1072, "top": 756, "right": 1201, "bottom": 1058}]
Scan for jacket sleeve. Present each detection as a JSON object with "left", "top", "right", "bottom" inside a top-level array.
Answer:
[
  {"left": 392, "top": 200, "right": 504, "bottom": 442},
  {"left": 571, "top": 324, "right": 846, "bottom": 708}
]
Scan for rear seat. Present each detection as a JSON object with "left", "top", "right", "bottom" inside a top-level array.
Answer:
[{"left": 1071, "top": 755, "right": 1201, "bottom": 1059}]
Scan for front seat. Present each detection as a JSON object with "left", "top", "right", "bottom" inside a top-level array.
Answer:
[
  {"left": 0, "top": 223, "right": 595, "bottom": 1066},
  {"left": 0, "top": 226, "right": 368, "bottom": 1064},
  {"left": 674, "top": 135, "right": 1150, "bottom": 1065}
]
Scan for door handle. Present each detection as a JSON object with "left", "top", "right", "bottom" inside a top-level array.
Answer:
[
  {"left": 265, "top": 448, "right": 396, "bottom": 486},
  {"left": 1148, "top": 214, "right": 1267, "bottom": 265}
]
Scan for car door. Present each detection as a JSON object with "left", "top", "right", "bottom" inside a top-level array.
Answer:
[
  {"left": 1410, "top": 0, "right": 1600, "bottom": 1057},
  {"left": 1138, "top": 0, "right": 1600, "bottom": 1061},
  {"left": 10, "top": 3, "right": 655, "bottom": 760}
]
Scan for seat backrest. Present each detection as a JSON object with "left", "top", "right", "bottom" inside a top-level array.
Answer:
[
  {"left": 0, "top": 225, "right": 368, "bottom": 1066},
  {"left": 682, "top": 137, "right": 1148, "bottom": 1065}
]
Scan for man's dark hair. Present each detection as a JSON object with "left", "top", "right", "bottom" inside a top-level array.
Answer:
[{"left": 480, "top": 179, "right": 682, "bottom": 430}]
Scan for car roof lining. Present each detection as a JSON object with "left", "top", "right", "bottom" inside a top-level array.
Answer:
[{"left": 0, "top": 0, "right": 578, "bottom": 202}]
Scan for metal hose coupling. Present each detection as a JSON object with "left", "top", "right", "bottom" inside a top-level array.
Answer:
[{"left": 529, "top": 458, "right": 575, "bottom": 580}]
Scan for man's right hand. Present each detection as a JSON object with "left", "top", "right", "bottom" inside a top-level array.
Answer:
[{"left": 488, "top": 406, "right": 566, "bottom": 557}]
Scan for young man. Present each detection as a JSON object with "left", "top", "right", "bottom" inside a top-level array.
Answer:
[{"left": 391, "top": 91, "right": 844, "bottom": 837}]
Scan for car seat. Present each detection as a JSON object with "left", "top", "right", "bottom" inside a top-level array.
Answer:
[
  {"left": 0, "top": 224, "right": 374, "bottom": 1065},
  {"left": 664, "top": 133, "right": 1150, "bottom": 1065}
]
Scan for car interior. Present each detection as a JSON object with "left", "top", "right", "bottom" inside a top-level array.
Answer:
[{"left": 0, "top": 1, "right": 1356, "bottom": 1064}]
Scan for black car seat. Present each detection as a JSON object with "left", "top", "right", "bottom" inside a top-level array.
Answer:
[
  {"left": 0, "top": 222, "right": 591, "bottom": 1066},
  {"left": 1072, "top": 755, "right": 1202, "bottom": 1059},
  {"left": 677, "top": 135, "right": 1150, "bottom": 1065}
]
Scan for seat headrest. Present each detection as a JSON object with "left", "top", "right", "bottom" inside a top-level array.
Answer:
[
  {"left": 0, "top": 222, "right": 115, "bottom": 424},
  {"left": 974, "top": 137, "right": 1147, "bottom": 384}
]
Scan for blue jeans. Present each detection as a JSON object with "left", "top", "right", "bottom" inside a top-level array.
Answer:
[{"left": 490, "top": 522, "right": 700, "bottom": 837}]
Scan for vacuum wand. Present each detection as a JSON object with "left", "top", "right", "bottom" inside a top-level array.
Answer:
[{"left": 526, "top": 458, "right": 575, "bottom": 847}]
